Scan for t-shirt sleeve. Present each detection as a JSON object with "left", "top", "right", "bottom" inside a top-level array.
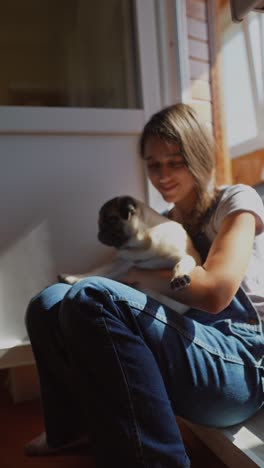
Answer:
[{"left": 213, "top": 184, "right": 264, "bottom": 235}]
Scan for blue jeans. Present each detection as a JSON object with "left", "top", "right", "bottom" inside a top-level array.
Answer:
[{"left": 25, "top": 277, "right": 264, "bottom": 468}]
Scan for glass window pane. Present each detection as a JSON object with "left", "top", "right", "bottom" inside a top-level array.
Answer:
[
  {"left": 0, "top": 0, "right": 142, "bottom": 109},
  {"left": 222, "top": 21, "right": 258, "bottom": 147}
]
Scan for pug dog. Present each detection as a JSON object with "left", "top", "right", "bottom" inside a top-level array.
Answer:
[{"left": 59, "top": 196, "right": 201, "bottom": 295}]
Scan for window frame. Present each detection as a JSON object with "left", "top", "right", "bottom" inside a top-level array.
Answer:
[
  {"left": 222, "top": 12, "right": 264, "bottom": 159},
  {"left": 0, "top": 0, "right": 161, "bottom": 136}
]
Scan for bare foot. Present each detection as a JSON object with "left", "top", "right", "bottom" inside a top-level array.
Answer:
[
  {"left": 24, "top": 431, "right": 91, "bottom": 457},
  {"left": 57, "top": 274, "right": 79, "bottom": 285}
]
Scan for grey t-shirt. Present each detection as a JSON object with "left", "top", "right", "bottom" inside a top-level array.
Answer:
[{"left": 204, "top": 184, "right": 264, "bottom": 320}]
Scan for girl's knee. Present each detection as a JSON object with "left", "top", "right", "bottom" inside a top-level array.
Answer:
[
  {"left": 63, "top": 276, "right": 116, "bottom": 307},
  {"left": 60, "top": 277, "right": 115, "bottom": 332},
  {"left": 25, "top": 283, "right": 71, "bottom": 330}
]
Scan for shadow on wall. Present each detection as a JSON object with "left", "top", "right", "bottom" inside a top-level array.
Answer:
[
  {"left": 0, "top": 215, "right": 114, "bottom": 356},
  {"left": 0, "top": 134, "right": 145, "bottom": 351},
  {"left": 0, "top": 134, "right": 145, "bottom": 273},
  {"left": 0, "top": 220, "right": 57, "bottom": 348}
]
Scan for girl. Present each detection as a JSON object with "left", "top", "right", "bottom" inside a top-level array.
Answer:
[{"left": 25, "top": 104, "right": 264, "bottom": 468}]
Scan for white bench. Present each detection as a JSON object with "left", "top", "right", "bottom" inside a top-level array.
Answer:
[{"left": 180, "top": 409, "right": 264, "bottom": 467}]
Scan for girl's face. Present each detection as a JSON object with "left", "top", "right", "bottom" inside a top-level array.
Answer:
[{"left": 143, "top": 135, "right": 197, "bottom": 212}]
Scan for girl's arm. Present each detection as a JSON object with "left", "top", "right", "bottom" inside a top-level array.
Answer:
[{"left": 121, "top": 211, "right": 256, "bottom": 314}]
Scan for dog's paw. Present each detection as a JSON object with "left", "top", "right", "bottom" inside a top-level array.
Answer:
[
  {"left": 170, "top": 274, "right": 191, "bottom": 290},
  {"left": 57, "top": 274, "right": 79, "bottom": 285}
]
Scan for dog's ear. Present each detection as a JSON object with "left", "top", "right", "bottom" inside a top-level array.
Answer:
[{"left": 119, "top": 196, "right": 137, "bottom": 220}]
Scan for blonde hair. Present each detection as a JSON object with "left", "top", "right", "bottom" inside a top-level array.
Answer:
[{"left": 139, "top": 103, "right": 219, "bottom": 233}]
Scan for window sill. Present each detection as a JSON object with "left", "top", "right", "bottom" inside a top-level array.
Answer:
[{"left": 0, "top": 106, "right": 144, "bottom": 135}]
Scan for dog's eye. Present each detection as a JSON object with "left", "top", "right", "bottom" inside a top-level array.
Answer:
[
  {"left": 119, "top": 197, "right": 136, "bottom": 220},
  {"left": 120, "top": 204, "right": 136, "bottom": 220}
]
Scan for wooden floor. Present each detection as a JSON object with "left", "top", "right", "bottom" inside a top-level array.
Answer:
[{"left": 0, "top": 370, "right": 227, "bottom": 468}]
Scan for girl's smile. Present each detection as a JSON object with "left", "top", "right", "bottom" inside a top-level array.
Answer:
[{"left": 143, "top": 135, "right": 197, "bottom": 214}]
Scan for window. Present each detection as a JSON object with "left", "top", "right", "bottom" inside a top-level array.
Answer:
[
  {"left": 221, "top": 9, "right": 264, "bottom": 157},
  {"left": 0, "top": 0, "right": 142, "bottom": 109}
]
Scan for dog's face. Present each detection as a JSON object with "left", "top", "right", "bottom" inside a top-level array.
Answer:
[{"left": 98, "top": 196, "right": 140, "bottom": 248}]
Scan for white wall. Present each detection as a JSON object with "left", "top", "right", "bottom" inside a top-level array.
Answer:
[
  {"left": 0, "top": 133, "right": 146, "bottom": 352},
  {"left": 0, "top": 133, "right": 146, "bottom": 270}
]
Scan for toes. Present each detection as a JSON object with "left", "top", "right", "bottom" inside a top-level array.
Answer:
[{"left": 170, "top": 274, "right": 191, "bottom": 290}]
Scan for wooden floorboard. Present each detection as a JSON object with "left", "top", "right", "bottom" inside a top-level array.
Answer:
[
  {"left": 0, "top": 369, "right": 227, "bottom": 467},
  {"left": 0, "top": 398, "right": 96, "bottom": 468}
]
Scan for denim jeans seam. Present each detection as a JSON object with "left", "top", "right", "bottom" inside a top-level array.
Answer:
[
  {"left": 100, "top": 314, "right": 146, "bottom": 467},
  {"left": 154, "top": 315, "right": 260, "bottom": 366},
  {"left": 109, "top": 294, "right": 146, "bottom": 310},
  {"left": 110, "top": 297, "right": 259, "bottom": 366}
]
